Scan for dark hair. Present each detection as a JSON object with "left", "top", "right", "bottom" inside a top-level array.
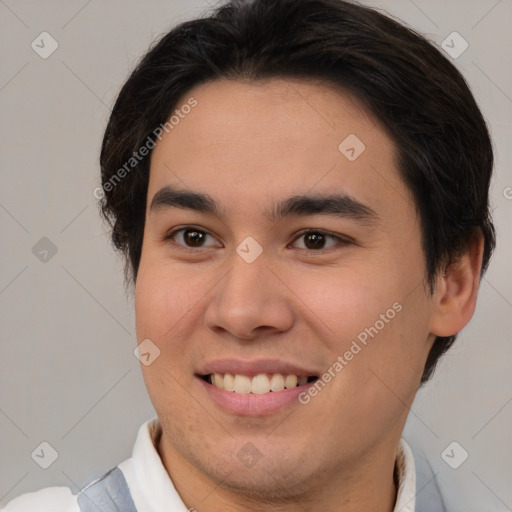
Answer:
[{"left": 99, "top": 0, "right": 495, "bottom": 385}]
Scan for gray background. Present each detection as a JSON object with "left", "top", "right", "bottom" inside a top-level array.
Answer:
[{"left": 0, "top": 0, "right": 511, "bottom": 510}]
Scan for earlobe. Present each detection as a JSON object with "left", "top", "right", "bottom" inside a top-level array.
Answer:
[{"left": 429, "top": 232, "right": 485, "bottom": 337}]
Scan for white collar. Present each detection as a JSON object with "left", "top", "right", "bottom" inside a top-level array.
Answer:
[
  {"left": 119, "top": 418, "right": 416, "bottom": 511},
  {"left": 394, "top": 437, "right": 416, "bottom": 512},
  {"left": 118, "top": 418, "right": 189, "bottom": 511}
]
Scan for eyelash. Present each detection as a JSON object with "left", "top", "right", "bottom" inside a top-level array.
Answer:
[{"left": 163, "top": 226, "right": 352, "bottom": 253}]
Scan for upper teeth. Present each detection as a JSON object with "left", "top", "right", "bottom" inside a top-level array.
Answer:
[{"left": 209, "top": 373, "right": 309, "bottom": 394}]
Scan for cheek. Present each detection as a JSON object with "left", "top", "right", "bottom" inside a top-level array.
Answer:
[
  {"left": 333, "top": 302, "right": 428, "bottom": 435},
  {"left": 134, "top": 262, "right": 204, "bottom": 410},
  {"left": 289, "top": 267, "right": 395, "bottom": 347},
  {"left": 293, "top": 268, "right": 427, "bottom": 406},
  {"left": 134, "top": 259, "right": 205, "bottom": 342}
]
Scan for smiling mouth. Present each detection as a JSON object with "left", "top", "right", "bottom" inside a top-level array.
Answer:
[{"left": 201, "top": 373, "right": 318, "bottom": 394}]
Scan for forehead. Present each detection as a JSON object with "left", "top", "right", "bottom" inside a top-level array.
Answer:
[{"left": 148, "top": 78, "right": 412, "bottom": 220}]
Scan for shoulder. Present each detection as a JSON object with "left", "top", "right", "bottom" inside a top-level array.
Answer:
[{"left": 1, "top": 486, "right": 78, "bottom": 512}]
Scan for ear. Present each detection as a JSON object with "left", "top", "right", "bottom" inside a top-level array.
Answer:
[{"left": 429, "top": 231, "right": 485, "bottom": 337}]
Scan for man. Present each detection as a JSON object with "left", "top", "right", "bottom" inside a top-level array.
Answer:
[{"left": 3, "top": 0, "right": 495, "bottom": 510}]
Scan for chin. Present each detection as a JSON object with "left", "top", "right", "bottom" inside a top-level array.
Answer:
[
  {"left": 174, "top": 430, "right": 328, "bottom": 501},
  {"left": 201, "top": 455, "right": 321, "bottom": 503}
]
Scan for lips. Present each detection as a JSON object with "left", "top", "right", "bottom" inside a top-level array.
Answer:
[{"left": 196, "top": 359, "right": 319, "bottom": 395}]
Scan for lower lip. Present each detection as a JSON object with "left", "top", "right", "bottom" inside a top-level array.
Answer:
[{"left": 197, "top": 377, "right": 313, "bottom": 416}]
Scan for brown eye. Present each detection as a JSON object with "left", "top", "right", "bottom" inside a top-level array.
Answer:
[
  {"left": 290, "top": 230, "right": 348, "bottom": 251},
  {"left": 166, "top": 227, "right": 221, "bottom": 249},
  {"left": 303, "top": 232, "right": 327, "bottom": 249},
  {"left": 183, "top": 229, "right": 206, "bottom": 247}
]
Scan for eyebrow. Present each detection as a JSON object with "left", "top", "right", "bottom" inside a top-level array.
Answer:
[{"left": 149, "top": 186, "right": 380, "bottom": 225}]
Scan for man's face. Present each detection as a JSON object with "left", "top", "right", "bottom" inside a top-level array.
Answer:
[{"left": 135, "top": 78, "right": 436, "bottom": 496}]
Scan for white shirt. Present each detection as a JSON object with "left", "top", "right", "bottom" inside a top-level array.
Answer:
[{"left": 2, "top": 418, "right": 417, "bottom": 512}]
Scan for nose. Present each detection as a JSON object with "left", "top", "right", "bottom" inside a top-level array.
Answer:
[{"left": 204, "top": 253, "right": 295, "bottom": 341}]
